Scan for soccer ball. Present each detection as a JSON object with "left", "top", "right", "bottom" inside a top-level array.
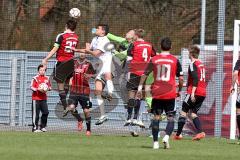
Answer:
[
  {"left": 69, "top": 8, "right": 81, "bottom": 18},
  {"left": 39, "top": 83, "right": 48, "bottom": 92}
]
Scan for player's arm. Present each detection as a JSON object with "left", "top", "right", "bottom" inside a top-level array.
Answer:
[
  {"left": 176, "top": 60, "right": 184, "bottom": 94},
  {"left": 189, "top": 62, "right": 198, "bottom": 102},
  {"left": 30, "top": 78, "right": 38, "bottom": 92},
  {"left": 151, "top": 46, "right": 157, "bottom": 57},
  {"left": 85, "top": 42, "right": 104, "bottom": 57},
  {"left": 127, "top": 43, "right": 134, "bottom": 61},
  {"left": 42, "top": 34, "right": 63, "bottom": 66},
  {"left": 107, "top": 33, "right": 126, "bottom": 44},
  {"left": 85, "top": 62, "right": 96, "bottom": 80},
  {"left": 47, "top": 77, "right": 52, "bottom": 91},
  {"left": 231, "top": 60, "right": 240, "bottom": 93},
  {"left": 69, "top": 77, "right": 73, "bottom": 86}
]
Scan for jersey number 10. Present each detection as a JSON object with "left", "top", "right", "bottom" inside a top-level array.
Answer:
[{"left": 156, "top": 64, "right": 171, "bottom": 81}]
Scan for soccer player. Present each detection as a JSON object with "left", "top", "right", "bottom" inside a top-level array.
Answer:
[
  {"left": 230, "top": 58, "right": 240, "bottom": 141},
  {"left": 174, "top": 45, "right": 206, "bottom": 141},
  {"left": 137, "top": 37, "right": 183, "bottom": 149},
  {"left": 68, "top": 53, "right": 95, "bottom": 136},
  {"left": 30, "top": 64, "right": 51, "bottom": 132},
  {"left": 41, "top": 20, "right": 81, "bottom": 115},
  {"left": 84, "top": 24, "right": 114, "bottom": 125},
  {"left": 126, "top": 29, "right": 156, "bottom": 127}
]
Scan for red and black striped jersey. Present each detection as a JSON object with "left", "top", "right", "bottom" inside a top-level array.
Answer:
[
  {"left": 70, "top": 59, "right": 95, "bottom": 95},
  {"left": 55, "top": 31, "right": 79, "bottom": 62}
]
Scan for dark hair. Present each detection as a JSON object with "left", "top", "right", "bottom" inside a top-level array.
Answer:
[
  {"left": 134, "top": 29, "right": 145, "bottom": 38},
  {"left": 66, "top": 19, "right": 77, "bottom": 31},
  {"left": 38, "top": 64, "right": 45, "bottom": 71},
  {"left": 160, "top": 37, "right": 172, "bottom": 51},
  {"left": 97, "top": 24, "right": 109, "bottom": 35},
  {"left": 189, "top": 45, "right": 200, "bottom": 58}
]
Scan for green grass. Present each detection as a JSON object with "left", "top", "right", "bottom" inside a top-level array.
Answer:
[{"left": 0, "top": 132, "right": 239, "bottom": 160}]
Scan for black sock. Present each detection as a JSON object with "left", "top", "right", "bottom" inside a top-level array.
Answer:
[
  {"left": 133, "top": 100, "right": 140, "bottom": 119},
  {"left": 165, "top": 118, "right": 174, "bottom": 136},
  {"left": 86, "top": 117, "right": 91, "bottom": 131},
  {"left": 177, "top": 116, "right": 186, "bottom": 136},
  {"left": 72, "top": 110, "right": 82, "bottom": 122},
  {"left": 237, "top": 115, "right": 240, "bottom": 136},
  {"left": 193, "top": 117, "right": 202, "bottom": 133},
  {"left": 59, "top": 90, "right": 67, "bottom": 110},
  {"left": 127, "top": 107, "right": 133, "bottom": 120},
  {"left": 152, "top": 119, "right": 160, "bottom": 142}
]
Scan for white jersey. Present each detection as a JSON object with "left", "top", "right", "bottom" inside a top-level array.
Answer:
[{"left": 90, "top": 36, "right": 112, "bottom": 79}]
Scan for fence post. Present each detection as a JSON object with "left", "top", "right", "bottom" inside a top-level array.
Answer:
[
  {"left": 10, "top": 57, "right": 18, "bottom": 126},
  {"left": 18, "top": 58, "right": 25, "bottom": 126}
]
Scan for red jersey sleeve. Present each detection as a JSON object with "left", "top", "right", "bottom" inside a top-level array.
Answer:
[{"left": 30, "top": 78, "right": 38, "bottom": 91}]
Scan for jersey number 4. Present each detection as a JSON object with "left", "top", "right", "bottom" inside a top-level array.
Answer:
[{"left": 156, "top": 64, "right": 171, "bottom": 81}]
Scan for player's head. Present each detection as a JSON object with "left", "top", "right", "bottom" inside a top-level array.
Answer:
[
  {"left": 125, "top": 29, "right": 135, "bottom": 42},
  {"left": 134, "top": 29, "right": 145, "bottom": 40},
  {"left": 96, "top": 24, "right": 109, "bottom": 36},
  {"left": 189, "top": 45, "right": 200, "bottom": 59},
  {"left": 160, "top": 37, "right": 172, "bottom": 51},
  {"left": 79, "top": 53, "right": 86, "bottom": 60},
  {"left": 65, "top": 19, "right": 77, "bottom": 31},
  {"left": 38, "top": 64, "right": 46, "bottom": 75}
]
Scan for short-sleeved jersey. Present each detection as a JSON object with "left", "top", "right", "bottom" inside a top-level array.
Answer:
[
  {"left": 54, "top": 31, "right": 79, "bottom": 62},
  {"left": 90, "top": 36, "right": 112, "bottom": 59},
  {"left": 70, "top": 59, "right": 95, "bottom": 95},
  {"left": 144, "top": 52, "right": 183, "bottom": 99},
  {"left": 31, "top": 75, "right": 51, "bottom": 100},
  {"left": 187, "top": 60, "right": 206, "bottom": 97},
  {"left": 234, "top": 60, "right": 240, "bottom": 82},
  {"left": 128, "top": 41, "right": 156, "bottom": 76}
]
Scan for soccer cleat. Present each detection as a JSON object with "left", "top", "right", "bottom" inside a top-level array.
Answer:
[
  {"left": 95, "top": 115, "right": 108, "bottom": 125},
  {"left": 124, "top": 119, "right": 132, "bottom": 126},
  {"left": 173, "top": 134, "right": 183, "bottom": 140},
  {"left": 130, "top": 131, "right": 139, "bottom": 137},
  {"left": 86, "top": 131, "right": 91, "bottom": 136},
  {"left": 132, "top": 119, "right": 145, "bottom": 128},
  {"left": 33, "top": 129, "right": 42, "bottom": 133},
  {"left": 192, "top": 132, "right": 205, "bottom": 141},
  {"left": 77, "top": 121, "right": 83, "bottom": 131},
  {"left": 40, "top": 128, "right": 47, "bottom": 132},
  {"left": 162, "top": 135, "right": 170, "bottom": 149},
  {"left": 153, "top": 141, "right": 160, "bottom": 149}
]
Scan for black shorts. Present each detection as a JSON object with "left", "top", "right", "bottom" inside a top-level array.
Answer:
[
  {"left": 151, "top": 98, "right": 176, "bottom": 116},
  {"left": 68, "top": 94, "right": 92, "bottom": 109},
  {"left": 52, "top": 59, "right": 74, "bottom": 83},
  {"left": 182, "top": 94, "right": 205, "bottom": 114},
  {"left": 126, "top": 73, "right": 141, "bottom": 91}
]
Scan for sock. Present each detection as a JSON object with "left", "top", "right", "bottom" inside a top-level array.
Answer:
[
  {"left": 106, "top": 80, "right": 114, "bottom": 95},
  {"left": 86, "top": 117, "right": 91, "bottom": 131},
  {"left": 133, "top": 99, "right": 141, "bottom": 119},
  {"left": 165, "top": 118, "right": 174, "bottom": 136},
  {"left": 96, "top": 95, "right": 105, "bottom": 116},
  {"left": 152, "top": 119, "right": 160, "bottom": 142},
  {"left": 59, "top": 90, "right": 67, "bottom": 110},
  {"left": 127, "top": 107, "right": 133, "bottom": 120},
  {"left": 72, "top": 110, "right": 82, "bottom": 122},
  {"left": 176, "top": 116, "right": 186, "bottom": 136},
  {"left": 193, "top": 117, "right": 202, "bottom": 133},
  {"left": 137, "top": 100, "right": 145, "bottom": 121},
  {"left": 237, "top": 114, "right": 240, "bottom": 136}
]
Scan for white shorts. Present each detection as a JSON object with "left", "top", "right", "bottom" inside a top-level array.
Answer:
[{"left": 95, "top": 55, "right": 113, "bottom": 81}]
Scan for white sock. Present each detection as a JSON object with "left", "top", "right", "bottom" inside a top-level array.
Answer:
[
  {"left": 106, "top": 80, "right": 114, "bottom": 95},
  {"left": 96, "top": 95, "right": 105, "bottom": 116},
  {"left": 138, "top": 100, "right": 146, "bottom": 121}
]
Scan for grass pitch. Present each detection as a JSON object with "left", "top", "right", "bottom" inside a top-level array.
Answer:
[{"left": 0, "top": 131, "right": 239, "bottom": 160}]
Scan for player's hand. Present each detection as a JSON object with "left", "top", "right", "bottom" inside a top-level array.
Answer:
[
  {"left": 42, "top": 59, "right": 48, "bottom": 67},
  {"left": 38, "top": 87, "right": 45, "bottom": 93},
  {"left": 85, "top": 43, "right": 91, "bottom": 50},
  {"left": 191, "top": 94, "right": 196, "bottom": 103},
  {"left": 136, "top": 90, "right": 142, "bottom": 99},
  {"left": 230, "top": 86, "right": 235, "bottom": 94}
]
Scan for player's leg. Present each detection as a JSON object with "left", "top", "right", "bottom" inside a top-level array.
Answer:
[
  {"left": 151, "top": 99, "right": 162, "bottom": 149},
  {"left": 174, "top": 95, "right": 191, "bottom": 140},
  {"left": 80, "top": 95, "right": 92, "bottom": 135},
  {"left": 104, "top": 72, "right": 114, "bottom": 100},
  {"left": 191, "top": 96, "right": 205, "bottom": 140},
  {"left": 95, "top": 80, "right": 108, "bottom": 125},
  {"left": 124, "top": 90, "right": 136, "bottom": 126},
  {"left": 162, "top": 99, "right": 176, "bottom": 149},
  {"left": 32, "top": 100, "right": 41, "bottom": 132},
  {"left": 236, "top": 100, "right": 240, "bottom": 140},
  {"left": 39, "top": 100, "right": 49, "bottom": 132}
]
